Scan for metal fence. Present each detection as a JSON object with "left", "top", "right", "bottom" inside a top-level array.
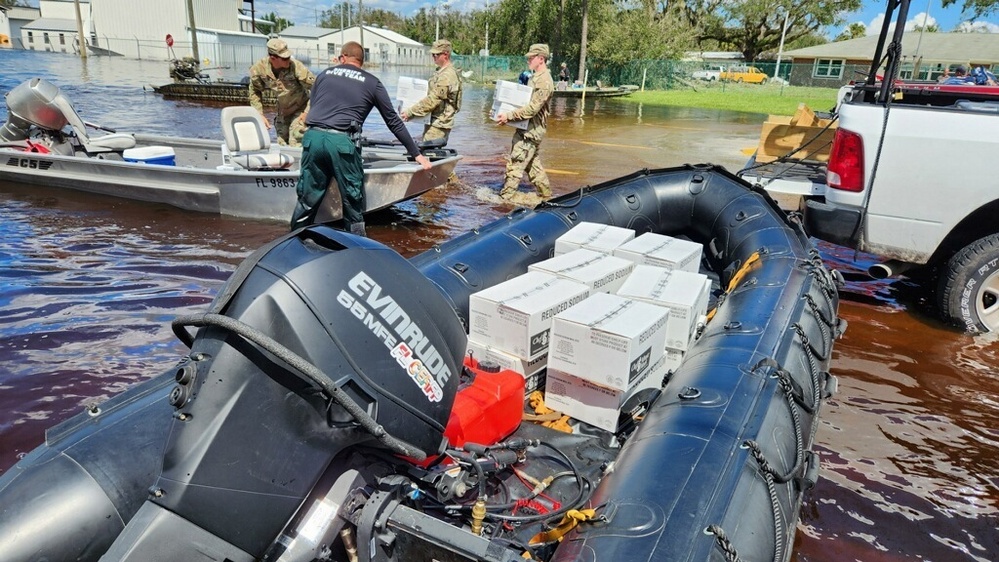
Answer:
[{"left": 450, "top": 56, "right": 856, "bottom": 91}]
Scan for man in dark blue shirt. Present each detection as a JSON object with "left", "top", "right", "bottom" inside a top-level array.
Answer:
[{"left": 290, "top": 41, "right": 431, "bottom": 235}]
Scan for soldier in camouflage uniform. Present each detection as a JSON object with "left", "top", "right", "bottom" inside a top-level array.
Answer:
[
  {"left": 496, "top": 43, "right": 554, "bottom": 200},
  {"left": 248, "top": 38, "right": 315, "bottom": 147},
  {"left": 401, "top": 39, "right": 463, "bottom": 145}
]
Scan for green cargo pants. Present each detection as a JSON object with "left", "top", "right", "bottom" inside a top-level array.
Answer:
[{"left": 290, "top": 128, "right": 364, "bottom": 230}]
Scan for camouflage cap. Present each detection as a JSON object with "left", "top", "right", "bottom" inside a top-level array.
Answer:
[
  {"left": 430, "top": 39, "right": 452, "bottom": 55},
  {"left": 267, "top": 38, "right": 291, "bottom": 59},
  {"left": 525, "top": 43, "right": 550, "bottom": 58}
]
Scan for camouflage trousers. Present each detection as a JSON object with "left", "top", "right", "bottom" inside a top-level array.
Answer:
[
  {"left": 276, "top": 106, "right": 308, "bottom": 147},
  {"left": 421, "top": 125, "right": 451, "bottom": 145},
  {"left": 501, "top": 132, "right": 550, "bottom": 198}
]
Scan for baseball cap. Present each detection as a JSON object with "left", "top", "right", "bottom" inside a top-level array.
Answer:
[
  {"left": 525, "top": 44, "right": 550, "bottom": 58},
  {"left": 267, "top": 38, "right": 291, "bottom": 59},
  {"left": 430, "top": 39, "right": 452, "bottom": 55}
]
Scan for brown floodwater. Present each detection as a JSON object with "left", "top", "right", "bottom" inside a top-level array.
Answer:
[{"left": 0, "top": 50, "right": 996, "bottom": 562}]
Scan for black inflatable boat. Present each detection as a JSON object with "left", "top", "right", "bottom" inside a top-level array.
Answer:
[{"left": 0, "top": 165, "right": 844, "bottom": 562}]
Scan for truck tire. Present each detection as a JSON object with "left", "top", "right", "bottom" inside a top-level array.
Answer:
[{"left": 938, "top": 233, "right": 999, "bottom": 332}]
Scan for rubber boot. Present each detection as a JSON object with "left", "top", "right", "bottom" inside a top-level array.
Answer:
[{"left": 348, "top": 221, "right": 367, "bottom": 238}]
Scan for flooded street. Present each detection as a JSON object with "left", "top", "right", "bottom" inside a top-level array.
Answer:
[{"left": 0, "top": 50, "right": 996, "bottom": 561}]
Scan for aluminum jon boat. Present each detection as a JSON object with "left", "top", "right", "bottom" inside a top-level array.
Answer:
[
  {"left": 0, "top": 78, "right": 461, "bottom": 223},
  {"left": 0, "top": 165, "right": 844, "bottom": 562}
]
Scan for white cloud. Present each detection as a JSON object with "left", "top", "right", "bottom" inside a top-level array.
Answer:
[
  {"left": 957, "top": 20, "right": 999, "bottom": 33},
  {"left": 864, "top": 12, "right": 938, "bottom": 36},
  {"left": 866, "top": 14, "right": 885, "bottom": 35}
]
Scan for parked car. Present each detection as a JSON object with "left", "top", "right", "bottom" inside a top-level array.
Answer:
[
  {"left": 691, "top": 65, "right": 726, "bottom": 81},
  {"left": 721, "top": 66, "right": 768, "bottom": 84}
]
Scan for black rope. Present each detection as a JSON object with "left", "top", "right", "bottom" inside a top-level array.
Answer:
[
  {"left": 792, "top": 321, "right": 827, "bottom": 362},
  {"left": 774, "top": 374, "right": 805, "bottom": 484},
  {"left": 751, "top": 357, "right": 818, "bottom": 416},
  {"left": 792, "top": 324, "right": 824, "bottom": 413},
  {"left": 803, "top": 295, "right": 832, "bottom": 358},
  {"left": 744, "top": 440, "right": 787, "bottom": 562},
  {"left": 171, "top": 313, "right": 428, "bottom": 460},
  {"left": 705, "top": 525, "right": 744, "bottom": 562}
]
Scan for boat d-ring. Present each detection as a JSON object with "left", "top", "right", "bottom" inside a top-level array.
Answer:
[{"left": 678, "top": 386, "right": 701, "bottom": 400}]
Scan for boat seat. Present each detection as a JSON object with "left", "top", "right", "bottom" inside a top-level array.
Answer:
[
  {"left": 85, "top": 133, "right": 137, "bottom": 152},
  {"left": 220, "top": 106, "right": 293, "bottom": 170}
]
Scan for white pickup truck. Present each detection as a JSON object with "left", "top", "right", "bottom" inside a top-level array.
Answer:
[
  {"left": 801, "top": 60, "right": 999, "bottom": 332},
  {"left": 691, "top": 65, "right": 725, "bottom": 81}
]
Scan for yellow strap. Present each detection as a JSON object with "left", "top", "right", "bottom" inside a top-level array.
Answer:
[
  {"left": 529, "top": 508, "right": 598, "bottom": 544},
  {"left": 527, "top": 391, "right": 573, "bottom": 433},
  {"left": 725, "top": 251, "right": 762, "bottom": 293},
  {"left": 706, "top": 251, "right": 762, "bottom": 322}
]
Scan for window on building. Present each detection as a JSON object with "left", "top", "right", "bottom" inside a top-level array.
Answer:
[
  {"left": 59, "top": 34, "right": 65, "bottom": 46},
  {"left": 27, "top": 31, "right": 33, "bottom": 44},
  {"left": 812, "top": 59, "right": 844, "bottom": 79},
  {"left": 43, "top": 32, "right": 50, "bottom": 44}
]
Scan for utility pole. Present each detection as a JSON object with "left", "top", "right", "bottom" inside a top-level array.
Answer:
[
  {"left": 774, "top": 9, "right": 789, "bottom": 79},
  {"left": 186, "top": 0, "right": 200, "bottom": 61},
  {"left": 358, "top": 0, "right": 364, "bottom": 53},
  {"left": 577, "top": 0, "right": 589, "bottom": 84},
  {"left": 73, "top": 0, "right": 86, "bottom": 59}
]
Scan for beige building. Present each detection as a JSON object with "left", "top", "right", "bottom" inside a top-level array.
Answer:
[
  {"left": 19, "top": 0, "right": 86, "bottom": 54},
  {"left": 16, "top": 0, "right": 266, "bottom": 66},
  {"left": 784, "top": 32, "right": 999, "bottom": 87}
]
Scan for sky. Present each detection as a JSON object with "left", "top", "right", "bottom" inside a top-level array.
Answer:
[
  {"left": 250, "top": 0, "right": 999, "bottom": 37},
  {"left": 21, "top": 1, "right": 997, "bottom": 38}
]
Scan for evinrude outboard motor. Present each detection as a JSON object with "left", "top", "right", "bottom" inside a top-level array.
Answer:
[
  {"left": 0, "top": 78, "right": 90, "bottom": 143},
  {"left": 99, "top": 226, "right": 467, "bottom": 561}
]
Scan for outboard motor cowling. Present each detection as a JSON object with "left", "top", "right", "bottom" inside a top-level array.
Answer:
[
  {"left": 1, "top": 78, "right": 90, "bottom": 143},
  {"left": 101, "top": 226, "right": 467, "bottom": 560}
]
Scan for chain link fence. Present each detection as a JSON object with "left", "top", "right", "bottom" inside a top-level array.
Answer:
[{"left": 451, "top": 55, "right": 855, "bottom": 92}]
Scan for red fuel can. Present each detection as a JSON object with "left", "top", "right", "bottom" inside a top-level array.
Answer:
[{"left": 444, "top": 356, "right": 525, "bottom": 449}]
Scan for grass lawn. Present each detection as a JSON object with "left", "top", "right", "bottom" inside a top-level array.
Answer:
[{"left": 624, "top": 83, "right": 840, "bottom": 116}]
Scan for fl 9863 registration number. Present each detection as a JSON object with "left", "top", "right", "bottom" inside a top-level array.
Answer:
[{"left": 255, "top": 176, "right": 297, "bottom": 189}]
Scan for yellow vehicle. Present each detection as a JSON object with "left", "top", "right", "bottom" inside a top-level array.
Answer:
[{"left": 721, "top": 65, "right": 768, "bottom": 84}]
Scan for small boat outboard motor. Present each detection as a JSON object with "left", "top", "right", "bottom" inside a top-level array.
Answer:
[
  {"left": 0, "top": 226, "right": 467, "bottom": 562},
  {"left": 0, "top": 77, "right": 90, "bottom": 143},
  {"left": 103, "top": 226, "right": 466, "bottom": 560}
]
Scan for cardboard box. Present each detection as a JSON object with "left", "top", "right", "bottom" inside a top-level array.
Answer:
[
  {"left": 554, "top": 222, "right": 635, "bottom": 255},
  {"left": 755, "top": 103, "right": 838, "bottom": 164},
  {"left": 490, "top": 80, "right": 532, "bottom": 130},
  {"left": 547, "top": 293, "right": 669, "bottom": 391},
  {"left": 612, "top": 232, "right": 702, "bottom": 273},
  {"left": 529, "top": 249, "right": 635, "bottom": 294},
  {"left": 616, "top": 265, "right": 711, "bottom": 351},
  {"left": 544, "top": 352, "right": 670, "bottom": 432},
  {"left": 468, "top": 271, "right": 590, "bottom": 360},
  {"left": 465, "top": 339, "right": 547, "bottom": 393},
  {"left": 396, "top": 76, "right": 430, "bottom": 124}
]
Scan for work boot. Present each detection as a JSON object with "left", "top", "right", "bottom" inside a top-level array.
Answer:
[{"left": 348, "top": 221, "right": 367, "bottom": 238}]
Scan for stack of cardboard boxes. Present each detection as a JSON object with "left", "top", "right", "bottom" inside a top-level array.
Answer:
[{"left": 466, "top": 223, "right": 713, "bottom": 433}]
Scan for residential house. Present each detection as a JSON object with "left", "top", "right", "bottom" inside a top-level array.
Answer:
[{"left": 783, "top": 32, "right": 999, "bottom": 87}]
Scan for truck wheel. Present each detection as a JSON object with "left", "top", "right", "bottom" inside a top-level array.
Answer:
[{"left": 938, "top": 233, "right": 999, "bottom": 332}]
